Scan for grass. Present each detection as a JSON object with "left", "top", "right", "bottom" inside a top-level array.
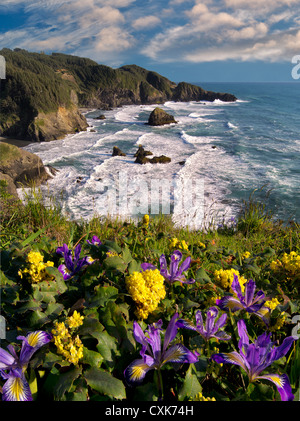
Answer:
[{"left": 0, "top": 184, "right": 299, "bottom": 402}]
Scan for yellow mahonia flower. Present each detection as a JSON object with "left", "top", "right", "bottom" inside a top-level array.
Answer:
[
  {"left": 271, "top": 251, "right": 300, "bottom": 276},
  {"left": 192, "top": 392, "right": 216, "bottom": 401},
  {"left": 18, "top": 250, "right": 54, "bottom": 283},
  {"left": 67, "top": 310, "right": 84, "bottom": 329},
  {"left": 198, "top": 241, "right": 206, "bottom": 249},
  {"left": 106, "top": 250, "right": 119, "bottom": 258},
  {"left": 142, "top": 214, "right": 150, "bottom": 227},
  {"left": 242, "top": 251, "right": 251, "bottom": 260},
  {"left": 51, "top": 312, "right": 84, "bottom": 365},
  {"left": 169, "top": 238, "right": 189, "bottom": 251},
  {"left": 265, "top": 297, "right": 280, "bottom": 311},
  {"left": 126, "top": 269, "right": 166, "bottom": 320},
  {"left": 214, "top": 268, "right": 247, "bottom": 293}
]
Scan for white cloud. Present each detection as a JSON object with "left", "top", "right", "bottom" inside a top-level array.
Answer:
[
  {"left": 132, "top": 15, "right": 161, "bottom": 30},
  {"left": 78, "top": 6, "right": 125, "bottom": 28},
  {"left": 0, "top": 0, "right": 299, "bottom": 67},
  {"left": 94, "top": 26, "right": 135, "bottom": 52}
]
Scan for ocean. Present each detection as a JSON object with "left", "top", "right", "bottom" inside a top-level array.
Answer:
[{"left": 20, "top": 82, "right": 300, "bottom": 229}]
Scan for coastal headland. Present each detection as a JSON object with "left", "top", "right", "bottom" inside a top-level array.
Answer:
[{"left": 0, "top": 48, "right": 236, "bottom": 143}]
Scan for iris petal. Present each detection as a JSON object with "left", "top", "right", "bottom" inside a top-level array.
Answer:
[
  {"left": 212, "top": 351, "right": 249, "bottom": 372},
  {"left": 216, "top": 296, "right": 244, "bottom": 312},
  {"left": 163, "top": 343, "right": 198, "bottom": 364},
  {"left": 2, "top": 373, "right": 32, "bottom": 401},
  {"left": 257, "top": 373, "right": 294, "bottom": 401},
  {"left": 0, "top": 348, "right": 15, "bottom": 369},
  {"left": 124, "top": 359, "right": 152, "bottom": 384}
]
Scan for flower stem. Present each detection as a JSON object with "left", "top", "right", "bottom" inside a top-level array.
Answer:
[{"left": 157, "top": 368, "right": 164, "bottom": 401}]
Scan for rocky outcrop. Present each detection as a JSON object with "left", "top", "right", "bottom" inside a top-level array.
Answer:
[
  {"left": 148, "top": 108, "right": 177, "bottom": 126},
  {"left": 112, "top": 146, "right": 126, "bottom": 157},
  {"left": 172, "top": 82, "right": 237, "bottom": 103},
  {"left": 0, "top": 142, "right": 54, "bottom": 198},
  {"left": 134, "top": 145, "right": 153, "bottom": 158},
  {"left": 27, "top": 106, "right": 88, "bottom": 142},
  {"left": 0, "top": 106, "right": 88, "bottom": 143},
  {"left": 0, "top": 49, "right": 237, "bottom": 143},
  {"left": 134, "top": 145, "right": 171, "bottom": 165}
]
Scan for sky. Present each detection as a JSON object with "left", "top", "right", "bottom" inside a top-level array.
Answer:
[{"left": 0, "top": 0, "right": 299, "bottom": 83}]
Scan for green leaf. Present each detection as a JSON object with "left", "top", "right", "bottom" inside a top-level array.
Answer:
[
  {"left": 28, "top": 309, "right": 50, "bottom": 328},
  {"left": 121, "top": 246, "right": 133, "bottom": 265},
  {"left": 128, "top": 259, "right": 141, "bottom": 274},
  {"left": 20, "top": 228, "right": 46, "bottom": 247},
  {"left": 82, "top": 347, "right": 104, "bottom": 368},
  {"left": 244, "top": 263, "right": 261, "bottom": 275},
  {"left": 45, "top": 266, "right": 67, "bottom": 294},
  {"left": 84, "top": 367, "right": 126, "bottom": 400},
  {"left": 96, "top": 331, "right": 119, "bottom": 369},
  {"left": 27, "top": 368, "right": 38, "bottom": 400},
  {"left": 178, "top": 365, "right": 202, "bottom": 401},
  {"left": 53, "top": 366, "right": 82, "bottom": 400},
  {"left": 103, "top": 256, "right": 127, "bottom": 272},
  {"left": 103, "top": 240, "right": 122, "bottom": 254},
  {"left": 89, "top": 285, "right": 118, "bottom": 308},
  {"left": 44, "top": 302, "right": 64, "bottom": 319},
  {"left": 195, "top": 267, "right": 211, "bottom": 283}
]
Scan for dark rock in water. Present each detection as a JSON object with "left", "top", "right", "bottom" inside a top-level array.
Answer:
[
  {"left": 94, "top": 114, "right": 106, "bottom": 120},
  {"left": 150, "top": 155, "right": 171, "bottom": 164},
  {"left": 135, "top": 152, "right": 171, "bottom": 165},
  {"left": 112, "top": 146, "right": 126, "bottom": 156},
  {"left": 90, "top": 129, "right": 96, "bottom": 132},
  {"left": 135, "top": 155, "right": 151, "bottom": 164},
  {"left": 211, "top": 145, "right": 217, "bottom": 149},
  {"left": 178, "top": 160, "right": 185, "bottom": 166},
  {"left": 134, "top": 145, "right": 153, "bottom": 157},
  {"left": 148, "top": 107, "right": 177, "bottom": 126}
]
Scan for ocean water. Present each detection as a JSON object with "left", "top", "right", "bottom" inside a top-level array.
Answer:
[{"left": 20, "top": 82, "right": 300, "bottom": 228}]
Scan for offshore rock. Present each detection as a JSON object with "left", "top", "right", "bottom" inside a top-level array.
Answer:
[
  {"left": 134, "top": 145, "right": 153, "bottom": 158},
  {"left": 112, "top": 146, "right": 126, "bottom": 156},
  {"left": 148, "top": 108, "right": 177, "bottom": 126}
]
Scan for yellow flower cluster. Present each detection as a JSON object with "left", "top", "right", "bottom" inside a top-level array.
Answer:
[
  {"left": 142, "top": 214, "right": 150, "bottom": 227},
  {"left": 106, "top": 250, "right": 119, "bottom": 258},
  {"left": 270, "top": 251, "right": 300, "bottom": 276},
  {"left": 214, "top": 268, "right": 247, "bottom": 293},
  {"left": 269, "top": 312, "right": 287, "bottom": 332},
  {"left": 265, "top": 297, "right": 280, "bottom": 311},
  {"left": 18, "top": 250, "right": 54, "bottom": 283},
  {"left": 125, "top": 269, "right": 166, "bottom": 320},
  {"left": 242, "top": 251, "right": 251, "bottom": 260},
  {"left": 192, "top": 392, "right": 216, "bottom": 401},
  {"left": 198, "top": 241, "right": 206, "bottom": 249},
  {"left": 169, "top": 238, "right": 188, "bottom": 251},
  {"left": 51, "top": 311, "right": 84, "bottom": 365}
]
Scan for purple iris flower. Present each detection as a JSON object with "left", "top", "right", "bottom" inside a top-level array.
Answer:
[
  {"left": 0, "top": 331, "right": 52, "bottom": 401},
  {"left": 216, "top": 276, "right": 270, "bottom": 325},
  {"left": 141, "top": 250, "right": 195, "bottom": 285},
  {"left": 56, "top": 243, "right": 94, "bottom": 280},
  {"left": 211, "top": 319, "right": 297, "bottom": 401},
  {"left": 124, "top": 313, "right": 199, "bottom": 385},
  {"left": 176, "top": 307, "right": 231, "bottom": 342},
  {"left": 87, "top": 235, "right": 102, "bottom": 246}
]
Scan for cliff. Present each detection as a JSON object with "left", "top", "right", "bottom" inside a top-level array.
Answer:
[
  {"left": 0, "top": 141, "right": 54, "bottom": 198},
  {"left": 0, "top": 49, "right": 237, "bottom": 142}
]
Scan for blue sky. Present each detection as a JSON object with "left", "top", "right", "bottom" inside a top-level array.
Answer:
[{"left": 0, "top": 0, "right": 299, "bottom": 82}]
